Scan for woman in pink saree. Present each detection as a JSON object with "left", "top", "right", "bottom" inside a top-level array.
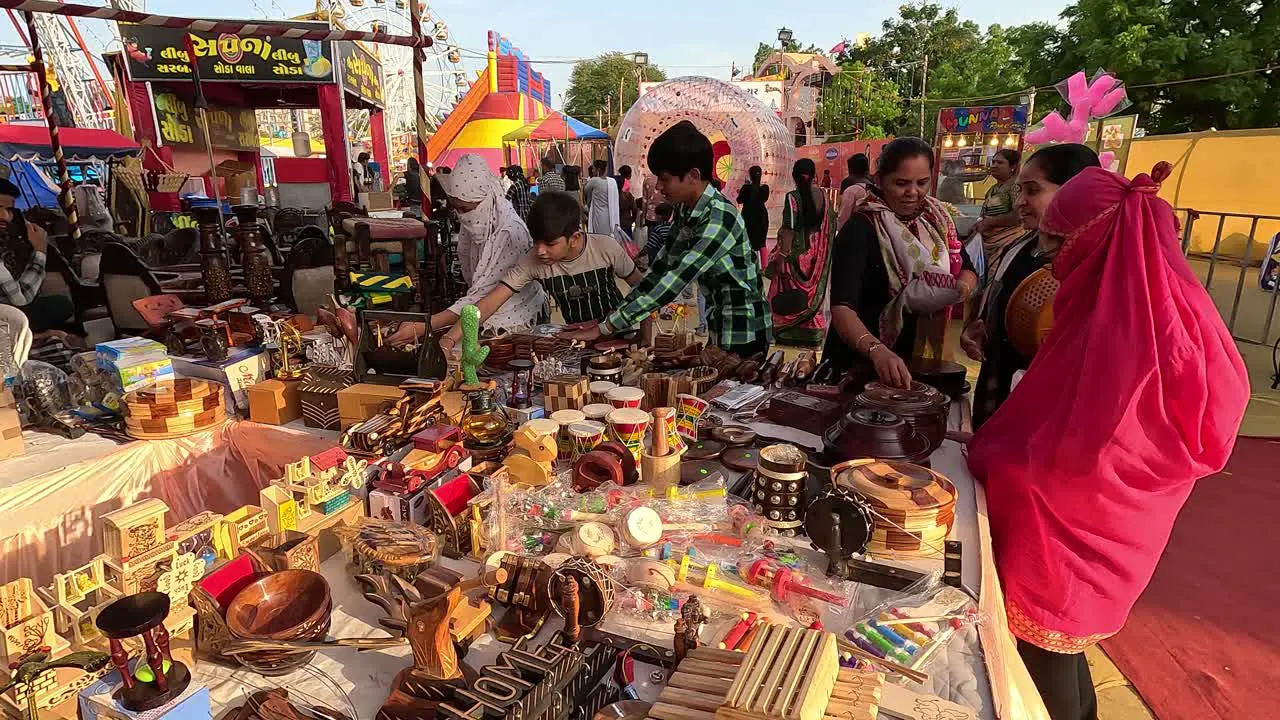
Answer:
[
  {"left": 967, "top": 164, "right": 1249, "bottom": 719},
  {"left": 766, "top": 158, "right": 833, "bottom": 347}
]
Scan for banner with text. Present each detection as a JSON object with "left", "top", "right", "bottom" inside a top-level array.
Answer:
[
  {"left": 154, "top": 91, "right": 259, "bottom": 152},
  {"left": 336, "top": 41, "right": 384, "bottom": 108},
  {"left": 120, "top": 23, "right": 335, "bottom": 84}
]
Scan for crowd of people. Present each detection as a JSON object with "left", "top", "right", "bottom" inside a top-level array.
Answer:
[
  {"left": 408, "top": 124, "right": 1248, "bottom": 720},
  {"left": 0, "top": 113, "right": 1249, "bottom": 720}
]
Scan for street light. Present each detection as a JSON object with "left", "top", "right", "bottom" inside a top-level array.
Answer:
[
  {"left": 777, "top": 27, "right": 794, "bottom": 45},
  {"left": 631, "top": 52, "right": 649, "bottom": 67}
]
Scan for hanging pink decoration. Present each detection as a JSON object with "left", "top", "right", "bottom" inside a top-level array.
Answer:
[{"left": 1024, "top": 70, "right": 1130, "bottom": 169}]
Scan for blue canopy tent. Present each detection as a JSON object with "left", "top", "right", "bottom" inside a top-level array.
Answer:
[{"left": 4, "top": 160, "right": 59, "bottom": 210}]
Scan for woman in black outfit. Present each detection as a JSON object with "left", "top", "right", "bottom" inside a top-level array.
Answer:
[
  {"left": 824, "top": 138, "right": 978, "bottom": 388},
  {"left": 961, "top": 143, "right": 1101, "bottom": 427},
  {"left": 736, "top": 165, "right": 770, "bottom": 269}
]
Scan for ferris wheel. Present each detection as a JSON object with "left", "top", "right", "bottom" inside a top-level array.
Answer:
[{"left": 329, "top": 0, "right": 469, "bottom": 134}]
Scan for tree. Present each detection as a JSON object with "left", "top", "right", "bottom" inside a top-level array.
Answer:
[
  {"left": 814, "top": 62, "right": 902, "bottom": 139},
  {"left": 1043, "top": 0, "right": 1280, "bottom": 134},
  {"left": 563, "top": 54, "right": 667, "bottom": 127},
  {"left": 846, "top": 3, "right": 991, "bottom": 138}
]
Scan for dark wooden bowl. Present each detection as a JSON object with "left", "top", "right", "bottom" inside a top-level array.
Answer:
[
  {"left": 822, "top": 408, "right": 932, "bottom": 465},
  {"left": 855, "top": 382, "right": 950, "bottom": 455},
  {"left": 225, "top": 570, "right": 332, "bottom": 674}
]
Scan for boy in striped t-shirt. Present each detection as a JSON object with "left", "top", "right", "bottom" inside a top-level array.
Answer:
[{"left": 438, "top": 191, "right": 644, "bottom": 353}]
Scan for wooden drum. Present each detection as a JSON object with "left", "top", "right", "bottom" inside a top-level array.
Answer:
[
  {"left": 833, "top": 459, "right": 957, "bottom": 559},
  {"left": 548, "top": 557, "right": 615, "bottom": 628}
]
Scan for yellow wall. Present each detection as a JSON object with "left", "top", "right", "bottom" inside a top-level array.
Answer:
[{"left": 1124, "top": 128, "right": 1280, "bottom": 259}]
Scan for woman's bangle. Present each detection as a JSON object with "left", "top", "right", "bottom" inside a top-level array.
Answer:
[
  {"left": 866, "top": 342, "right": 886, "bottom": 356},
  {"left": 852, "top": 332, "right": 872, "bottom": 351}
]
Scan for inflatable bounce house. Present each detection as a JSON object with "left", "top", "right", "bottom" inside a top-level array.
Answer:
[{"left": 428, "top": 31, "right": 552, "bottom": 172}]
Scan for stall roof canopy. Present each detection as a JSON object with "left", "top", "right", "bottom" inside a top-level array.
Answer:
[
  {"left": 0, "top": 124, "right": 140, "bottom": 162},
  {"left": 503, "top": 111, "right": 608, "bottom": 142}
]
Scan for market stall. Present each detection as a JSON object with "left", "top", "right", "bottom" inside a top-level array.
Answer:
[
  {"left": 0, "top": 308, "right": 1049, "bottom": 720},
  {"left": 108, "top": 20, "right": 390, "bottom": 221},
  {"left": 502, "top": 110, "right": 610, "bottom": 171},
  {"left": 0, "top": 123, "right": 138, "bottom": 210},
  {"left": 933, "top": 105, "right": 1029, "bottom": 212}
]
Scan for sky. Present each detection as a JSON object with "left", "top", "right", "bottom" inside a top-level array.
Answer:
[{"left": 0, "top": 0, "right": 1073, "bottom": 113}]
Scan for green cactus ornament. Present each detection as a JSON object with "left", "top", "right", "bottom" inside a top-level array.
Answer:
[{"left": 459, "top": 305, "right": 489, "bottom": 386}]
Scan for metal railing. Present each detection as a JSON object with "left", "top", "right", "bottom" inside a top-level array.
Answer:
[{"left": 1178, "top": 208, "right": 1280, "bottom": 346}]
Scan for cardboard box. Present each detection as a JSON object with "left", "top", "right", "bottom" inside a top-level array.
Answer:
[
  {"left": 247, "top": 378, "right": 301, "bottom": 425},
  {"left": 337, "top": 382, "right": 405, "bottom": 422},
  {"left": 368, "top": 486, "right": 428, "bottom": 524},
  {"left": 0, "top": 407, "right": 23, "bottom": 460},
  {"left": 171, "top": 348, "right": 269, "bottom": 413},
  {"left": 215, "top": 159, "right": 257, "bottom": 201},
  {"left": 80, "top": 671, "right": 210, "bottom": 720},
  {"left": 358, "top": 190, "right": 394, "bottom": 211},
  {"left": 0, "top": 387, "right": 15, "bottom": 408}
]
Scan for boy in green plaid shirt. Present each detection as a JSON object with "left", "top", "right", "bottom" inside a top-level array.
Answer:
[{"left": 561, "top": 121, "right": 772, "bottom": 356}]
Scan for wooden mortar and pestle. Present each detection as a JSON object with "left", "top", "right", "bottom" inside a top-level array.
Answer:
[{"left": 641, "top": 407, "right": 682, "bottom": 489}]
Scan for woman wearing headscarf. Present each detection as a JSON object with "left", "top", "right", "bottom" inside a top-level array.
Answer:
[
  {"left": 967, "top": 164, "right": 1249, "bottom": 720},
  {"left": 824, "top": 138, "right": 977, "bottom": 387},
  {"left": 961, "top": 144, "right": 1100, "bottom": 427},
  {"left": 394, "top": 154, "right": 546, "bottom": 341},
  {"left": 765, "top": 159, "right": 830, "bottom": 347}
]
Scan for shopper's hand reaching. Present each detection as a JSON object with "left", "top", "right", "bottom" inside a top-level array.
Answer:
[
  {"left": 870, "top": 345, "right": 912, "bottom": 389},
  {"left": 960, "top": 321, "right": 986, "bottom": 362}
]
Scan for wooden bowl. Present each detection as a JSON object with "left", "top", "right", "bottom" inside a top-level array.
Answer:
[
  {"left": 855, "top": 382, "right": 950, "bottom": 455},
  {"left": 822, "top": 409, "right": 932, "bottom": 465},
  {"left": 225, "top": 570, "right": 332, "bottom": 674}
]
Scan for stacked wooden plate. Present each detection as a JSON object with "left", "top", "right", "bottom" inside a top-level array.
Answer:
[
  {"left": 123, "top": 378, "right": 227, "bottom": 439},
  {"left": 831, "top": 459, "right": 956, "bottom": 558}
]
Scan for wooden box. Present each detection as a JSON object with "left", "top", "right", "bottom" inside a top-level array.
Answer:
[
  {"left": 167, "top": 511, "right": 223, "bottom": 571},
  {"left": 0, "top": 406, "right": 24, "bottom": 460},
  {"left": 761, "top": 390, "right": 844, "bottom": 437},
  {"left": 257, "top": 531, "right": 320, "bottom": 572},
  {"left": 101, "top": 498, "right": 170, "bottom": 563},
  {"left": 543, "top": 375, "right": 589, "bottom": 412},
  {"left": 102, "top": 541, "right": 177, "bottom": 595},
  {"left": 260, "top": 485, "right": 299, "bottom": 535},
  {"left": 337, "top": 382, "right": 406, "bottom": 422},
  {"left": 2, "top": 578, "right": 68, "bottom": 665},
  {"left": 247, "top": 378, "right": 301, "bottom": 425},
  {"left": 299, "top": 365, "right": 355, "bottom": 430},
  {"left": 216, "top": 505, "right": 269, "bottom": 559}
]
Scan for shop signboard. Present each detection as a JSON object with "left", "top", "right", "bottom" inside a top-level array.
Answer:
[
  {"left": 936, "top": 105, "right": 1028, "bottom": 135},
  {"left": 120, "top": 22, "right": 334, "bottom": 84},
  {"left": 154, "top": 91, "right": 259, "bottom": 152},
  {"left": 336, "top": 41, "right": 384, "bottom": 108}
]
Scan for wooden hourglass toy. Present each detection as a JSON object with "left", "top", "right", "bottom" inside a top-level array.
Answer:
[{"left": 94, "top": 592, "right": 192, "bottom": 711}]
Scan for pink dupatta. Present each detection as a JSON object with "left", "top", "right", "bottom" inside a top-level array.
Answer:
[{"left": 967, "top": 165, "right": 1249, "bottom": 652}]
